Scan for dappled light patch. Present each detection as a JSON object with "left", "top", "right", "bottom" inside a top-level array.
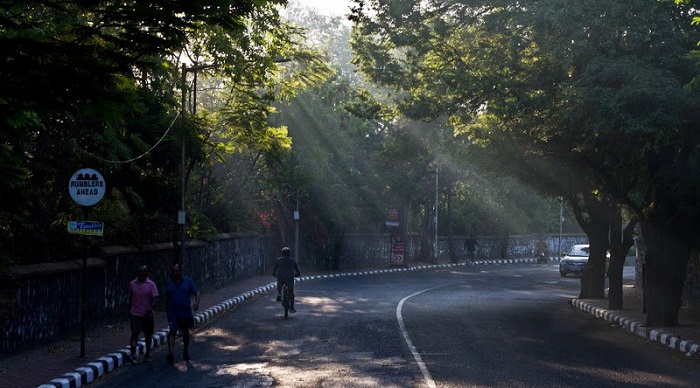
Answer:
[
  {"left": 264, "top": 339, "right": 304, "bottom": 357},
  {"left": 449, "top": 270, "right": 480, "bottom": 278},
  {"left": 215, "top": 343, "right": 243, "bottom": 352},
  {"left": 298, "top": 295, "right": 347, "bottom": 313},
  {"left": 214, "top": 363, "right": 273, "bottom": 385},
  {"left": 199, "top": 326, "right": 249, "bottom": 353},
  {"left": 264, "top": 355, "right": 412, "bottom": 388}
]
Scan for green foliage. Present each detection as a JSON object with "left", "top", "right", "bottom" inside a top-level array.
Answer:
[
  {"left": 0, "top": 0, "right": 326, "bottom": 263},
  {"left": 180, "top": 11, "right": 334, "bottom": 237},
  {"left": 0, "top": 0, "right": 607, "bottom": 266},
  {"left": 350, "top": 0, "right": 700, "bottom": 207},
  {"left": 270, "top": 78, "right": 388, "bottom": 238}
]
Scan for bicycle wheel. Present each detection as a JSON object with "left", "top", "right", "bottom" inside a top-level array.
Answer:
[{"left": 282, "top": 286, "right": 289, "bottom": 319}]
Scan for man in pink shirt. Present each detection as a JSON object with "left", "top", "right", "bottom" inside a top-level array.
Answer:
[{"left": 127, "top": 265, "right": 159, "bottom": 362}]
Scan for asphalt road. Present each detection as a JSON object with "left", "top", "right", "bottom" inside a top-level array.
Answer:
[{"left": 94, "top": 264, "right": 700, "bottom": 387}]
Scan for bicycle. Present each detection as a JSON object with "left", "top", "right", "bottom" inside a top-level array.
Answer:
[
  {"left": 465, "top": 251, "right": 476, "bottom": 264},
  {"left": 280, "top": 282, "right": 292, "bottom": 319}
]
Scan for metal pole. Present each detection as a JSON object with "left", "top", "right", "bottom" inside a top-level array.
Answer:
[
  {"left": 294, "top": 190, "right": 300, "bottom": 264},
  {"left": 434, "top": 165, "right": 439, "bottom": 261},
  {"left": 179, "top": 64, "right": 187, "bottom": 264},
  {"left": 558, "top": 197, "right": 563, "bottom": 258},
  {"left": 80, "top": 206, "right": 88, "bottom": 357},
  {"left": 178, "top": 63, "right": 215, "bottom": 264}
]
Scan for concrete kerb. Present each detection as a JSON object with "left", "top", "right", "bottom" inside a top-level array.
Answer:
[
  {"left": 36, "top": 257, "right": 578, "bottom": 388},
  {"left": 570, "top": 299, "right": 700, "bottom": 358}
]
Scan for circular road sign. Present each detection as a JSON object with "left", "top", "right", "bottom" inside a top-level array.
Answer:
[{"left": 69, "top": 168, "right": 106, "bottom": 206}]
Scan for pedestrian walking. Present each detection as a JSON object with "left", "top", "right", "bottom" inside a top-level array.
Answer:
[
  {"left": 535, "top": 238, "right": 549, "bottom": 263},
  {"left": 127, "top": 264, "right": 159, "bottom": 363},
  {"left": 165, "top": 262, "right": 201, "bottom": 365}
]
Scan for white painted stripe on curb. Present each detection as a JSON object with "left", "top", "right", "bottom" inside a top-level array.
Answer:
[
  {"left": 75, "top": 366, "right": 95, "bottom": 383},
  {"left": 86, "top": 361, "right": 104, "bottom": 377},
  {"left": 46, "top": 378, "right": 70, "bottom": 388},
  {"left": 62, "top": 372, "right": 82, "bottom": 387},
  {"left": 97, "top": 356, "right": 115, "bottom": 372},
  {"left": 571, "top": 298, "right": 698, "bottom": 358}
]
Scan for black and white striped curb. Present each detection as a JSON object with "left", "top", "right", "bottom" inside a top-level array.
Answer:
[
  {"left": 36, "top": 257, "right": 545, "bottom": 388},
  {"left": 570, "top": 299, "right": 699, "bottom": 358}
]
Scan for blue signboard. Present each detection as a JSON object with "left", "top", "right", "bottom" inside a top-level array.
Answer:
[{"left": 67, "top": 221, "right": 104, "bottom": 236}]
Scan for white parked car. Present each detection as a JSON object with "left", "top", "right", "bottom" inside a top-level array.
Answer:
[
  {"left": 559, "top": 244, "right": 610, "bottom": 277},
  {"left": 559, "top": 244, "right": 590, "bottom": 277}
]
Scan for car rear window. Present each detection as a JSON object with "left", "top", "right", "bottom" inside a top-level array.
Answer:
[{"left": 568, "top": 246, "right": 589, "bottom": 257}]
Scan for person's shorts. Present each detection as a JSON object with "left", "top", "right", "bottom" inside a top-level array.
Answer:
[
  {"left": 168, "top": 316, "right": 195, "bottom": 334},
  {"left": 130, "top": 315, "right": 155, "bottom": 334}
]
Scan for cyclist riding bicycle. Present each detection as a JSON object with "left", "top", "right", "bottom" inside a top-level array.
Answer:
[
  {"left": 464, "top": 236, "right": 477, "bottom": 263},
  {"left": 273, "top": 247, "right": 301, "bottom": 313}
]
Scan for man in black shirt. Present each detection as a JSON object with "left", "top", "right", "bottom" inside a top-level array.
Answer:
[{"left": 272, "top": 247, "right": 301, "bottom": 312}]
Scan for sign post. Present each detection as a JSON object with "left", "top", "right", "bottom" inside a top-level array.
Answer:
[
  {"left": 68, "top": 168, "right": 105, "bottom": 357},
  {"left": 386, "top": 208, "right": 404, "bottom": 266},
  {"left": 392, "top": 234, "right": 405, "bottom": 266}
]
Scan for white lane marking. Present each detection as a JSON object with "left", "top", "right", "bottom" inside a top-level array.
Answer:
[{"left": 396, "top": 283, "right": 454, "bottom": 388}]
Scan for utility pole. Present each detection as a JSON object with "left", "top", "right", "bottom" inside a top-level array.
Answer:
[
  {"left": 434, "top": 165, "right": 439, "bottom": 261},
  {"left": 179, "top": 64, "right": 187, "bottom": 264},
  {"left": 558, "top": 197, "right": 563, "bottom": 258},
  {"left": 178, "top": 58, "right": 289, "bottom": 263},
  {"left": 294, "top": 190, "right": 300, "bottom": 264},
  {"left": 179, "top": 63, "right": 215, "bottom": 264}
]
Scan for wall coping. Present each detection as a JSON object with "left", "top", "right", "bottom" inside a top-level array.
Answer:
[
  {"left": 202, "top": 232, "right": 261, "bottom": 241},
  {"left": 99, "top": 239, "right": 214, "bottom": 257},
  {"left": 3, "top": 258, "right": 106, "bottom": 278}
]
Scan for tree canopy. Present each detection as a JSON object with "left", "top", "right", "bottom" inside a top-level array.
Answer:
[{"left": 350, "top": 0, "right": 700, "bottom": 325}]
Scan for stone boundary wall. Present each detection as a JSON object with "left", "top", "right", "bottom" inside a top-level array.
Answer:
[
  {"left": 0, "top": 234, "right": 273, "bottom": 355},
  {"left": 437, "top": 233, "right": 588, "bottom": 260},
  {"left": 334, "top": 233, "right": 588, "bottom": 267}
]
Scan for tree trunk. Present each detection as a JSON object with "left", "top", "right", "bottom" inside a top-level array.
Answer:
[
  {"left": 607, "top": 207, "right": 637, "bottom": 310},
  {"left": 607, "top": 255, "right": 624, "bottom": 309},
  {"left": 571, "top": 193, "right": 612, "bottom": 299},
  {"left": 640, "top": 220, "right": 691, "bottom": 327},
  {"left": 446, "top": 188, "right": 457, "bottom": 263},
  {"left": 579, "top": 227, "right": 608, "bottom": 299}
]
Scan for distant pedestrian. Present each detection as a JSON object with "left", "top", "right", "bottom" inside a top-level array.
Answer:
[
  {"left": 535, "top": 238, "right": 549, "bottom": 262},
  {"left": 464, "top": 236, "right": 477, "bottom": 263},
  {"left": 273, "top": 247, "right": 301, "bottom": 313},
  {"left": 165, "top": 263, "right": 200, "bottom": 365},
  {"left": 127, "top": 265, "right": 159, "bottom": 363}
]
